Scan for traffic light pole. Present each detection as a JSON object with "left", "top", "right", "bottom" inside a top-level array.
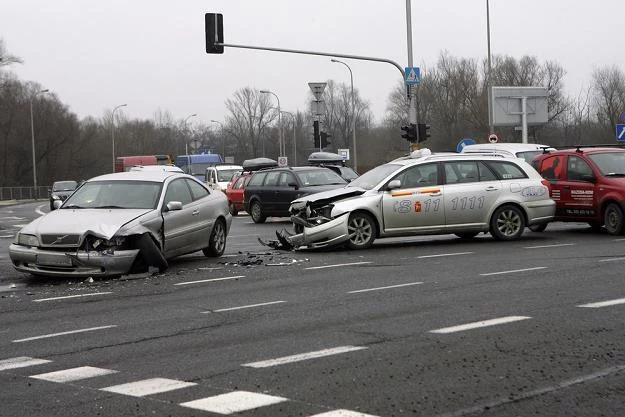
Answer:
[{"left": 405, "top": 0, "right": 419, "bottom": 147}]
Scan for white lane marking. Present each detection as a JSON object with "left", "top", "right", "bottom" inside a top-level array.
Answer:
[
  {"left": 305, "top": 262, "right": 372, "bottom": 270},
  {"left": 174, "top": 275, "right": 244, "bottom": 286},
  {"left": 242, "top": 345, "right": 368, "bottom": 369},
  {"left": 12, "top": 325, "right": 117, "bottom": 343},
  {"left": 0, "top": 235, "right": 14, "bottom": 238},
  {"left": 31, "top": 366, "right": 117, "bottom": 382},
  {"left": 577, "top": 297, "right": 625, "bottom": 308},
  {"left": 524, "top": 243, "right": 575, "bottom": 249},
  {"left": 429, "top": 316, "right": 531, "bottom": 334},
  {"left": 310, "top": 410, "right": 379, "bottom": 417},
  {"left": 197, "top": 267, "right": 223, "bottom": 271},
  {"left": 0, "top": 357, "right": 51, "bottom": 371},
  {"left": 35, "top": 205, "right": 46, "bottom": 216},
  {"left": 418, "top": 252, "right": 474, "bottom": 259},
  {"left": 0, "top": 216, "right": 25, "bottom": 220},
  {"left": 101, "top": 378, "right": 196, "bottom": 397},
  {"left": 181, "top": 391, "right": 288, "bottom": 414},
  {"left": 480, "top": 266, "right": 546, "bottom": 276},
  {"left": 33, "top": 292, "right": 113, "bottom": 302},
  {"left": 613, "top": 238, "right": 625, "bottom": 242},
  {"left": 599, "top": 257, "right": 625, "bottom": 263},
  {"left": 348, "top": 282, "right": 423, "bottom": 294},
  {"left": 207, "top": 300, "right": 287, "bottom": 313},
  {"left": 221, "top": 254, "right": 239, "bottom": 258}
]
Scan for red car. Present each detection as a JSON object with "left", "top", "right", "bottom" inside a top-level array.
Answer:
[
  {"left": 225, "top": 158, "right": 278, "bottom": 216},
  {"left": 533, "top": 146, "right": 625, "bottom": 234}
]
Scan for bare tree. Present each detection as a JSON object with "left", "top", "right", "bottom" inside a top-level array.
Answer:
[{"left": 592, "top": 66, "right": 625, "bottom": 133}]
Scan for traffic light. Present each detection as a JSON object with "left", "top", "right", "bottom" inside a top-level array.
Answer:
[
  {"left": 320, "top": 132, "right": 331, "bottom": 148},
  {"left": 401, "top": 123, "right": 417, "bottom": 142},
  {"left": 417, "top": 123, "right": 431, "bottom": 142},
  {"left": 313, "top": 120, "right": 320, "bottom": 147},
  {"left": 205, "top": 13, "right": 224, "bottom": 54}
]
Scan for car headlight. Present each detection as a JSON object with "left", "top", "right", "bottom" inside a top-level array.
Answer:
[
  {"left": 17, "top": 233, "right": 39, "bottom": 246},
  {"left": 51, "top": 194, "right": 61, "bottom": 200}
]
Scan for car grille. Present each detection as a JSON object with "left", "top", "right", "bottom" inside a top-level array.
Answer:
[{"left": 40, "top": 234, "right": 81, "bottom": 247}]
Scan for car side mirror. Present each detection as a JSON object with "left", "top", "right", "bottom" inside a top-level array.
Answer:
[
  {"left": 53, "top": 200, "right": 62, "bottom": 209},
  {"left": 288, "top": 182, "right": 299, "bottom": 189},
  {"left": 164, "top": 201, "right": 183, "bottom": 212},
  {"left": 387, "top": 180, "right": 402, "bottom": 190}
]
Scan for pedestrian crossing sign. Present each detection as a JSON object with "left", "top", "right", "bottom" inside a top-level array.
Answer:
[{"left": 405, "top": 67, "right": 421, "bottom": 85}]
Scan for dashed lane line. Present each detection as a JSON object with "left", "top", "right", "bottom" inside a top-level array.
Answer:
[
  {"left": 242, "top": 345, "right": 368, "bottom": 369},
  {"left": 599, "top": 257, "right": 625, "bottom": 263},
  {"left": 174, "top": 275, "right": 244, "bottom": 286},
  {"left": 31, "top": 366, "right": 118, "bottom": 383},
  {"left": 101, "top": 377, "right": 197, "bottom": 397},
  {"left": 12, "top": 325, "right": 117, "bottom": 343},
  {"left": 348, "top": 282, "right": 423, "bottom": 294},
  {"left": 205, "top": 300, "right": 287, "bottom": 313},
  {"left": 524, "top": 243, "right": 575, "bottom": 249},
  {"left": 429, "top": 316, "right": 532, "bottom": 334},
  {"left": 305, "top": 262, "right": 372, "bottom": 270},
  {"left": 577, "top": 297, "right": 625, "bottom": 308},
  {"left": 33, "top": 292, "right": 113, "bottom": 302},
  {"left": 0, "top": 357, "right": 51, "bottom": 371},
  {"left": 310, "top": 411, "right": 379, "bottom": 417},
  {"left": 479, "top": 266, "right": 546, "bottom": 276},
  {"left": 417, "top": 252, "right": 474, "bottom": 259},
  {"left": 180, "top": 391, "right": 288, "bottom": 414}
]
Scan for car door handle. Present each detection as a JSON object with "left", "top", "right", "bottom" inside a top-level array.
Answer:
[
  {"left": 485, "top": 186, "right": 499, "bottom": 191},
  {"left": 429, "top": 192, "right": 442, "bottom": 196},
  {"left": 192, "top": 210, "right": 200, "bottom": 216}
]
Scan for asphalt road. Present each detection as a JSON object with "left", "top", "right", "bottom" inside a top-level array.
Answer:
[{"left": 1, "top": 201, "right": 624, "bottom": 417}]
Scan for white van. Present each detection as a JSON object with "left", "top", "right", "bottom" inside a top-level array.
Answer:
[
  {"left": 205, "top": 164, "right": 243, "bottom": 192},
  {"left": 460, "top": 143, "right": 553, "bottom": 163}
]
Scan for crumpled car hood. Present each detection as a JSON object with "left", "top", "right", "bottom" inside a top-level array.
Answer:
[
  {"left": 21, "top": 208, "right": 153, "bottom": 240},
  {"left": 291, "top": 186, "right": 366, "bottom": 206}
]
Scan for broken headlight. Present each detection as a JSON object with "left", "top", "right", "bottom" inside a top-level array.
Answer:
[{"left": 84, "top": 235, "right": 127, "bottom": 253}]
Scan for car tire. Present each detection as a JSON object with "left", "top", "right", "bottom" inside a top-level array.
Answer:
[
  {"left": 345, "top": 212, "right": 376, "bottom": 249},
  {"left": 250, "top": 200, "right": 266, "bottom": 224},
  {"left": 228, "top": 202, "right": 238, "bottom": 216},
  {"left": 490, "top": 205, "right": 525, "bottom": 241},
  {"left": 604, "top": 203, "right": 625, "bottom": 235},
  {"left": 528, "top": 223, "right": 548, "bottom": 232},
  {"left": 203, "top": 218, "right": 226, "bottom": 257},
  {"left": 137, "top": 233, "right": 168, "bottom": 272},
  {"left": 455, "top": 232, "right": 479, "bottom": 239}
]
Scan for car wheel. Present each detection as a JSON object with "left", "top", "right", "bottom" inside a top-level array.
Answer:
[
  {"left": 490, "top": 205, "right": 525, "bottom": 241},
  {"left": 604, "top": 203, "right": 625, "bottom": 235},
  {"left": 455, "top": 232, "right": 479, "bottom": 239},
  {"left": 228, "top": 202, "right": 238, "bottom": 216},
  {"left": 528, "top": 223, "right": 548, "bottom": 232},
  {"left": 250, "top": 201, "right": 266, "bottom": 224},
  {"left": 136, "top": 233, "right": 168, "bottom": 272},
  {"left": 203, "top": 218, "right": 226, "bottom": 257},
  {"left": 346, "top": 212, "right": 376, "bottom": 249}
]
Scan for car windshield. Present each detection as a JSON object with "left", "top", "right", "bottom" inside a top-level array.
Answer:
[
  {"left": 62, "top": 180, "right": 162, "bottom": 209},
  {"left": 516, "top": 150, "right": 543, "bottom": 164},
  {"left": 295, "top": 170, "right": 347, "bottom": 186},
  {"left": 337, "top": 167, "right": 359, "bottom": 181},
  {"left": 217, "top": 169, "right": 241, "bottom": 182},
  {"left": 348, "top": 163, "right": 402, "bottom": 190},
  {"left": 588, "top": 152, "right": 625, "bottom": 175},
  {"left": 52, "top": 181, "right": 78, "bottom": 191}
]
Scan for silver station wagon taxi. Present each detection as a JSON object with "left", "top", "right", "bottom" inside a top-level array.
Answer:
[{"left": 285, "top": 149, "right": 555, "bottom": 249}]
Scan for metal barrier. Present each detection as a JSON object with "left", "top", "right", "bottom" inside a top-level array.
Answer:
[{"left": 0, "top": 186, "right": 50, "bottom": 201}]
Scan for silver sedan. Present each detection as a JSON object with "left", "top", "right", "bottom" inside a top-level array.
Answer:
[{"left": 9, "top": 171, "right": 232, "bottom": 278}]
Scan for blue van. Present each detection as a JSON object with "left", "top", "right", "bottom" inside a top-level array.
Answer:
[{"left": 175, "top": 154, "right": 223, "bottom": 181}]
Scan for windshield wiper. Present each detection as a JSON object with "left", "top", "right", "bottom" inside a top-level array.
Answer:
[
  {"left": 62, "top": 204, "right": 83, "bottom": 209},
  {"left": 92, "top": 205, "right": 126, "bottom": 209}
]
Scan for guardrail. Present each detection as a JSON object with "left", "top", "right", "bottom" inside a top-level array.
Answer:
[{"left": 0, "top": 186, "right": 50, "bottom": 201}]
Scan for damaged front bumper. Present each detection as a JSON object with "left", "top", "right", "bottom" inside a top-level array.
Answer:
[
  {"left": 9, "top": 244, "right": 139, "bottom": 277},
  {"left": 283, "top": 212, "right": 350, "bottom": 249}
]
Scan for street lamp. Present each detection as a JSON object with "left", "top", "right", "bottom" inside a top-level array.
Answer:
[
  {"left": 331, "top": 58, "right": 357, "bottom": 171},
  {"left": 486, "top": 0, "right": 494, "bottom": 134},
  {"left": 111, "top": 103, "right": 127, "bottom": 171},
  {"left": 210, "top": 120, "right": 225, "bottom": 157},
  {"left": 30, "top": 88, "right": 49, "bottom": 198},
  {"left": 259, "top": 90, "right": 283, "bottom": 157},
  {"left": 183, "top": 114, "right": 197, "bottom": 168},
  {"left": 279, "top": 111, "right": 297, "bottom": 166}
]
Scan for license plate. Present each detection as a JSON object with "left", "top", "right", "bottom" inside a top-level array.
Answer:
[{"left": 36, "top": 253, "right": 72, "bottom": 266}]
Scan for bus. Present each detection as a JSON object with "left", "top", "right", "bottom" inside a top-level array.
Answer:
[
  {"left": 174, "top": 153, "right": 223, "bottom": 181},
  {"left": 114, "top": 155, "right": 172, "bottom": 172}
]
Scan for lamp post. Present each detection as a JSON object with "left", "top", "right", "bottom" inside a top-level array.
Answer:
[
  {"left": 331, "top": 58, "right": 357, "bottom": 171},
  {"left": 210, "top": 119, "right": 225, "bottom": 157},
  {"left": 280, "top": 110, "right": 297, "bottom": 166},
  {"left": 111, "top": 103, "right": 127, "bottom": 171},
  {"left": 30, "top": 88, "right": 49, "bottom": 198},
  {"left": 183, "top": 114, "right": 197, "bottom": 172},
  {"left": 487, "top": 0, "right": 494, "bottom": 134},
  {"left": 259, "top": 90, "right": 283, "bottom": 157}
]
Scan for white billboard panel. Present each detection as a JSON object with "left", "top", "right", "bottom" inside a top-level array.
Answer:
[{"left": 488, "top": 86, "right": 548, "bottom": 127}]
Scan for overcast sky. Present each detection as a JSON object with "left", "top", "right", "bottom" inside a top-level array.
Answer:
[{"left": 1, "top": 0, "right": 621, "bottom": 127}]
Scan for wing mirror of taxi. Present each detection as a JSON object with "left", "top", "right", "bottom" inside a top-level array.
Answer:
[
  {"left": 387, "top": 180, "right": 402, "bottom": 190},
  {"left": 164, "top": 201, "right": 183, "bottom": 212}
]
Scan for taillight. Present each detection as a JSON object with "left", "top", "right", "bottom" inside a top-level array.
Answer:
[{"left": 541, "top": 179, "right": 552, "bottom": 195}]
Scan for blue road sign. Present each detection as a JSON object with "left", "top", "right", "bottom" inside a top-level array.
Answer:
[
  {"left": 617, "top": 124, "right": 625, "bottom": 142},
  {"left": 405, "top": 67, "right": 421, "bottom": 85},
  {"left": 456, "top": 138, "right": 476, "bottom": 153}
]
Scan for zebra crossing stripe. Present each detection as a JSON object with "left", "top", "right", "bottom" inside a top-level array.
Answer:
[
  {"left": 0, "top": 357, "right": 51, "bottom": 371},
  {"left": 309, "top": 410, "right": 380, "bottom": 417},
  {"left": 101, "top": 378, "right": 196, "bottom": 397},
  {"left": 180, "top": 391, "right": 288, "bottom": 414},
  {"left": 31, "top": 366, "right": 118, "bottom": 383}
]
